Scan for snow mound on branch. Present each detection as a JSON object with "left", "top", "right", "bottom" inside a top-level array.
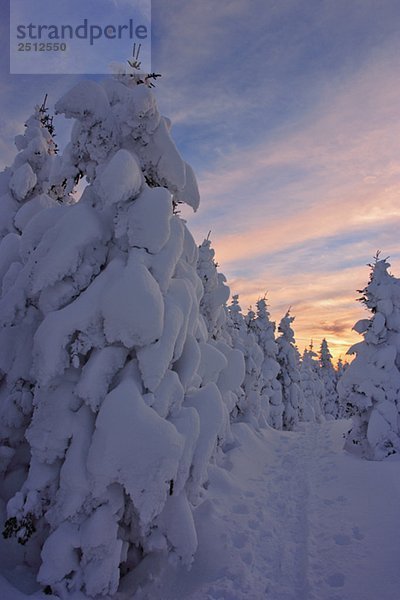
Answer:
[
  {"left": 76, "top": 347, "right": 128, "bottom": 410},
  {"left": 26, "top": 382, "right": 75, "bottom": 464},
  {"left": 127, "top": 186, "right": 172, "bottom": 253},
  {"left": 101, "top": 255, "right": 164, "bottom": 348},
  {"left": 0, "top": 192, "right": 18, "bottom": 237},
  {"left": 97, "top": 149, "right": 142, "bottom": 205},
  {"left": 149, "top": 218, "right": 185, "bottom": 292},
  {"left": 29, "top": 203, "right": 109, "bottom": 294},
  {"left": 14, "top": 194, "right": 57, "bottom": 232},
  {"left": 55, "top": 80, "right": 109, "bottom": 120},
  {"left": 9, "top": 163, "right": 37, "bottom": 202},
  {"left": 146, "top": 118, "right": 186, "bottom": 191},
  {"left": 19, "top": 204, "right": 68, "bottom": 261},
  {"left": 156, "top": 491, "right": 198, "bottom": 564},
  {"left": 87, "top": 377, "right": 184, "bottom": 527},
  {"left": 147, "top": 369, "right": 185, "bottom": 419},
  {"left": 137, "top": 286, "right": 189, "bottom": 392},
  {"left": 198, "top": 342, "right": 228, "bottom": 386},
  {"left": 32, "top": 262, "right": 114, "bottom": 384},
  {"left": 173, "top": 334, "right": 201, "bottom": 391},
  {"left": 0, "top": 234, "right": 20, "bottom": 282},
  {"left": 216, "top": 345, "right": 246, "bottom": 394},
  {"left": 185, "top": 383, "right": 225, "bottom": 500},
  {"left": 367, "top": 400, "right": 398, "bottom": 453},
  {"left": 175, "top": 162, "right": 200, "bottom": 212}
]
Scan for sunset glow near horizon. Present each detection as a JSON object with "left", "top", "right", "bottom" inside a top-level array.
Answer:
[{"left": 1, "top": 1, "right": 400, "bottom": 363}]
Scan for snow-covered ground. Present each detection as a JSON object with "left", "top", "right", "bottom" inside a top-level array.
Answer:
[
  {"left": 2, "top": 419, "right": 400, "bottom": 600},
  {"left": 0, "top": 421, "right": 400, "bottom": 600},
  {"left": 128, "top": 420, "right": 400, "bottom": 600}
]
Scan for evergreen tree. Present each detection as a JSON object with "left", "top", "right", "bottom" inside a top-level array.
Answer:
[
  {"left": 197, "top": 236, "right": 230, "bottom": 340},
  {"left": 196, "top": 237, "right": 245, "bottom": 438},
  {"left": 300, "top": 345, "right": 322, "bottom": 422},
  {"left": 244, "top": 308, "right": 265, "bottom": 425},
  {"left": 226, "top": 296, "right": 264, "bottom": 426},
  {"left": 336, "top": 358, "right": 348, "bottom": 418},
  {"left": 319, "top": 338, "right": 339, "bottom": 419},
  {"left": 336, "top": 357, "right": 348, "bottom": 378},
  {"left": 0, "top": 100, "right": 60, "bottom": 525},
  {"left": 0, "top": 72, "right": 230, "bottom": 597},
  {"left": 338, "top": 256, "right": 400, "bottom": 460},
  {"left": 0, "top": 98, "right": 58, "bottom": 238},
  {"left": 251, "top": 298, "right": 283, "bottom": 429},
  {"left": 276, "top": 311, "right": 304, "bottom": 430}
]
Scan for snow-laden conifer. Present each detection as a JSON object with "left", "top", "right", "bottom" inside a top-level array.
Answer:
[
  {"left": 225, "top": 296, "right": 264, "bottom": 426},
  {"left": 244, "top": 308, "right": 266, "bottom": 425},
  {"left": 336, "top": 357, "right": 348, "bottom": 378},
  {"left": 0, "top": 100, "right": 60, "bottom": 518},
  {"left": 319, "top": 338, "right": 339, "bottom": 419},
  {"left": 250, "top": 298, "right": 283, "bottom": 429},
  {"left": 336, "top": 358, "right": 348, "bottom": 418},
  {"left": 196, "top": 239, "right": 245, "bottom": 432},
  {"left": 300, "top": 344, "right": 324, "bottom": 422},
  {"left": 0, "top": 98, "right": 58, "bottom": 239},
  {"left": 197, "top": 236, "right": 230, "bottom": 341},
  {"left": 0, "top": 72, "right": 229, "bottom": 597},
  {"left": 276, "top": 311, "right": 304, "bottom": 430},
  {"left": 338, "top": 256, "right": 400, "bottom": 460}
]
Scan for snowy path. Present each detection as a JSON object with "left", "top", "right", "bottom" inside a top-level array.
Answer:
[{"left": 132, "top": 420, "right": 400, "bottom": 600}]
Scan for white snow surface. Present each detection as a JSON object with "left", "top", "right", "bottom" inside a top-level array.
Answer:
[
  {"left": 126, "top": 187, "right": 172, "bottom": 253},
  {"left": 123, "top": 420, "right": 400, "bottom": 600},
  {"left": 9, "top": 163, "right": 37, "bottom": 202},
  {"left": 87, "top": 377, "right": 184, "bottom": 528},
  {"left": 55, "top": 80, "right": 110, "bottom": 121},
  {"left": 2, "top": 420, "right": 399, "bottom": 599},
  {"left": 97, "top": 149, "right": 143, "bottom": 205}
]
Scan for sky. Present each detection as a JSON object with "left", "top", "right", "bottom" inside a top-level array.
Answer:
[{"left": 1, "top": 0, "right": 400, "bottom": 361}]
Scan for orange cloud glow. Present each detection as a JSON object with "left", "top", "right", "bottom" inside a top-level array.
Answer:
[{"left": 183, "top": 45, "right": 400, "bottom": 364}]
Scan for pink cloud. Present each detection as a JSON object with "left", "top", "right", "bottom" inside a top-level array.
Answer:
[{"left": 181, "top": 44, "right": 400, "bottom": 360}]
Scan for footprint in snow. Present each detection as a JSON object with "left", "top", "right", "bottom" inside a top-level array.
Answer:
[
  {"left": 336, "top": 495, "right": 347, "bottom": 504},
  {"left": 247, "top": 519, "right": 258, "bottom": 530},
  {"left": 232, "top": 503, "right": 249, "bottom": 515},
  {"left": 232, "top": 532, "right": 248, "bottom": 549},
  {"left": 352, "top": 526, "right": 364, "bottom": 540},
  {"left": 241, "top": 550, "right": 253, "bottom": 565},
  {"left": 326, "top": 573, "right": 345, "bottom": 588},
  {"left": 333, "top": 534, "right": 351, "bottom": 546},
  {"left": 323, "top": 498, "right": 335, "bottom": 506}
]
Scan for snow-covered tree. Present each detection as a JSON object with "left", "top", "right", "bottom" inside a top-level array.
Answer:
[
  {"left": 197, "top": 236, "right": 230, "bottom": 340},
  {"left": 196, "top": 239, "right": 245, "bottom": 432},
  {"left": 300, "top": 346, "right": 319, "bottom": 422},
  {"left": 0, "top": 100, "right": 61, "bottom": 519},
  {"left": 225, "top": 296, "right": 264, "bottom": 426},
  {"left": 338, "top": 256, "right": 400, "bottom": 460},
  {"left": 0, "top": 73, "right": 232, "bottom": 597},
  {"left": 336, "top": 357, "right": 348, "bottom": 378},
  {"left": 276, "top": 311, "right": 304, "bottom": 430},
  {"left": 0, "top": 99, "right": 58, "bottom": 239},
  {"left": 319, "top": 338, "right": 339, "bottom": 419},
  {"left": 250, "top": 298, "right": 283, "bottom": 429},
  {"left": 244, "top": 308, "right": 266, "bottom": 425},
  {"left": 336, "top": 358, "right": 348, "bottom": 418}
]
